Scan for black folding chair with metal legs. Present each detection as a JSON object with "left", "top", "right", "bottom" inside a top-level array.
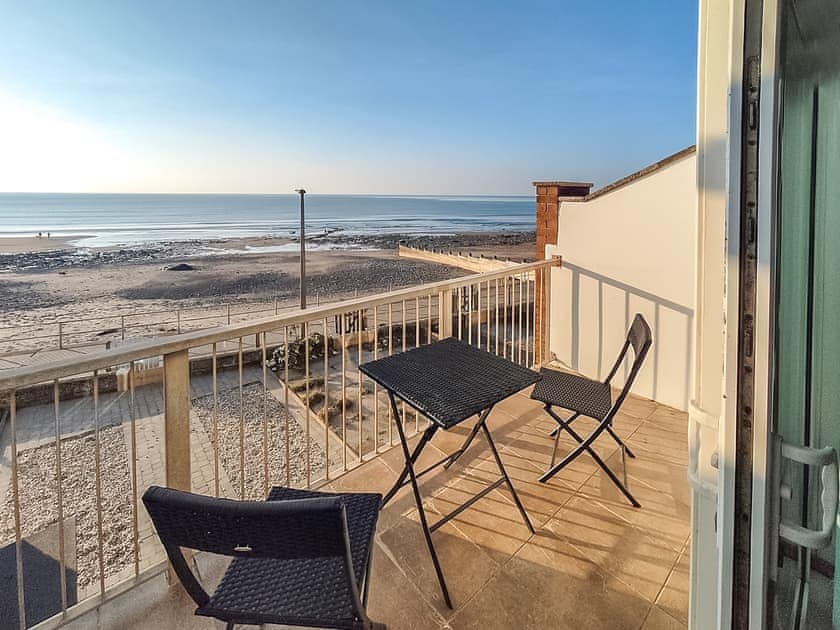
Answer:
[
  {"left": 531, "top": 313, "right": 652, "bottom": 508},
  {"left": 143, "top": 485, "right": 386, "bottom": 630}
]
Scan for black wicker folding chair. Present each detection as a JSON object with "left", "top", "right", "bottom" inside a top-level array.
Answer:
[
  {"left": 142, "top": 485, "right": 386, "bottom": 630},
  {"left": 531, "top": 313, "right": 652, "bottom": 507}
]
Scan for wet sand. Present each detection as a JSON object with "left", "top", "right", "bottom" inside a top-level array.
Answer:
[{"left": 0, "top": 235, "right": 87, "bottom": 253}]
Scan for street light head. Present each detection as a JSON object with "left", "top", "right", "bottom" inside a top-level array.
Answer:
[{"left": 295, "top": 188, "right": 306, "bottom": 195}]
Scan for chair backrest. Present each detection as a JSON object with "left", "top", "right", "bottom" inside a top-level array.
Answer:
[
  {"left": 603, "top": 314, "right": 652, "bottom": 417},
  {"left": 143, "top": 486, "right": 355, "bottom": 610},
  {"left": 144, "top": 485, "right": 348, "bottom": 559}
]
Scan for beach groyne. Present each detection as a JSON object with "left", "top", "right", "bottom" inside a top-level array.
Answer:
[{"left": 397, "top": 244, "right": 525, "bottom": 273}]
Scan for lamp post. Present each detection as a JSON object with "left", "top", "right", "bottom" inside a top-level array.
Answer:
[{"left": 295, "top": 189, "right": 306, "bottom": 309}]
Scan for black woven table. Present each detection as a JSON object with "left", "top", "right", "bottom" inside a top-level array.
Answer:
[{"left": 360, "top": 337, "right": 539, "bottom": 608}]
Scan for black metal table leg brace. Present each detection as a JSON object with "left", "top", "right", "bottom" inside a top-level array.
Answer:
[
  {"left": 425, "top": 406, "right": 534, "bottom": 535},
  {"left": 539, "top": 405, "right": 641, "bottom": 508},
  {"left": 382, "top": 423, "right": 438, "bottom": 507},
  {"left": 478, "top": 418, "right": 535, "bottom": 534},
  {"left": 442, "top": 414, "right": 484, "bottom": 470},
  {"left": 383, "top": 394, "right": 535, "bottom": 608},
  {"left": 386, "top": 391, "right": 453, "bottom": 608}
]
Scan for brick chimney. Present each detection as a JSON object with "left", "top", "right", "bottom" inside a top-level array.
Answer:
[
  {"left": 532, "top": 181, "right": 593, "bottom": 259},
  {"left": 531, "top": 180, "right": 592, "bottom": 364}
]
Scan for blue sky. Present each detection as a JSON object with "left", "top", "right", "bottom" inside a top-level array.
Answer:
[{"left": 0, "top": 1, "right": 698, "bottom": 194}]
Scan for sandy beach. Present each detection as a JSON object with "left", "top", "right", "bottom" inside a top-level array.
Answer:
[
  {"left": 0, "top": 231, "right": 534, "bottom": 356},
  {"left": 0, "top": 235, "right": 88, "bottom": 253}
]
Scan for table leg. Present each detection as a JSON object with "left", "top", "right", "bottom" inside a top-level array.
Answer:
[
  {"left": 387, "top": 391, "right": 453, "bottom": 608},
  {"left": 480, "top": 420, "right": 535, "bottom": 533},
  {"left": 442, "top": 411, "right": 486, "bottom": 470},
  {"left": 381, "top": 424, "right": 436, "bottom": 507}
]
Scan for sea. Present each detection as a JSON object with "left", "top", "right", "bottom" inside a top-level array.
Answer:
[{"left": 0, "top": 193, "right": 534, "bottom": 248}]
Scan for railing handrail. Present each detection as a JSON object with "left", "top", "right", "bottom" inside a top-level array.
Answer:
[
  {"left": 0, "top": 295, "right": 307, "bottom": 332},
  {"left": 0, "top": 299, "right": 261, "bottom": 332},
  {"left": 0, "top": 301, "right": 311, "bottom": 357},
  {"left": 0, "top": 258, "right": 559, "bottom": 391}
]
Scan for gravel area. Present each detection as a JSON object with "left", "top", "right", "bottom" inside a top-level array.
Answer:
[
  {"left": 116, "top": 257, "right": 465, "bottom": 301},
  {"left": 0, "top": 241, "right": 208, "bottom": 273},
  {"left": 191, "top": 383, "right": 326, "bottom": 499},
  {"left": 0, "top": 426, "right": 135, "bottom": 589}
]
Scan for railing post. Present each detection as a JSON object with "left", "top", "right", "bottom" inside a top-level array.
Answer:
[
  {"left": 438, "top": 289, "right": 453, "bottom": 338},
  {"left": 176, "top": 310, "right": 181, "bottom": 334},
  {"left": 534, "top": 257, "right": 561, "bottom": 366},
  {"left": 121, "top": 315, "right": 126, "bottom": 341},
  {"left": 163, "top": 350, "right": 191, "bottom": 492},
  {"left": 163, "top": 348, "right": 191, "bottom": 584},
  {"left": 227, "top": 304, "right": 231, "bottom": 325},
  {"left": 58, "top": 322, "right": 64, "bottom": 349}
]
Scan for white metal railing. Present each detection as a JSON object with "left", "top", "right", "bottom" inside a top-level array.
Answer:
[
  {"left": 0, "top": 257, "right": 558, "bottom": 629},
  {"left": 0, "top": 294, "right": 344, "bottom": 357}
]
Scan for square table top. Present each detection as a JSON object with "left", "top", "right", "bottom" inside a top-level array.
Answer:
[{"left": 359, "top": 337, "right": 540, "bottom": 429}]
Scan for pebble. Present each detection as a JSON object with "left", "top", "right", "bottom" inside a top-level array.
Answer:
[
  {"left": 0, "top": 426, "right": 135, "bottom": 589},
  {"left": 192, "top": 384, "right": 326, "bottom": 499}
]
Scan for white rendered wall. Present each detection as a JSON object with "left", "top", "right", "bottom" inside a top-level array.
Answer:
[{"left": 545, "top": 151, "right": 697, "bottom": 411}]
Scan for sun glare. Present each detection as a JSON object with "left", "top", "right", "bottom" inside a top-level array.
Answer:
[{"left": 0, "top": 93, "right": 134, "bottom": 192}]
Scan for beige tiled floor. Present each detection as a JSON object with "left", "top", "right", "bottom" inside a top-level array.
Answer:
[{"left": 68, "top": 386, "right": 689, "bottom": 630}]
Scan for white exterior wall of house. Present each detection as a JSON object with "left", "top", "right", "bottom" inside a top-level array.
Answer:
[
  {"left": 544, "top": 151, "right": 697, "bottom": 411},
  {"left": 543, "top": 2, "right": 789, "bottom": 627}
]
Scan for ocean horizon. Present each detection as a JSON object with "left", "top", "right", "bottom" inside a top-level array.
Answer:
[{"left": 0, "top": 193, "right": 534, "bottom": 248}]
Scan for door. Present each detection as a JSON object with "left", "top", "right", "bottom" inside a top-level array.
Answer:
[{"left": 770, "top": 0, "right": 840, "bottom": 627}]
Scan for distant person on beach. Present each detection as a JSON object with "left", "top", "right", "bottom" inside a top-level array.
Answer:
[
  {"left": 47, "top": 232, "right": 51, "bottom": 238},
  {"left": 37, "top": 231, "right": 42, "bottom": 238}
]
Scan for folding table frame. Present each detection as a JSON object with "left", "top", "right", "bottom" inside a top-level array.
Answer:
[{"left": 360, "top": 337, "right": 539, "bottom": 608}]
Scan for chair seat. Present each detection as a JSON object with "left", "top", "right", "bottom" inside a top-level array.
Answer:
[
  {"left": 530, "top": 368, "right": 612, "bottom": 420},
  {"left": 196, "top": 487, "right": 381, "bottom": 629}
]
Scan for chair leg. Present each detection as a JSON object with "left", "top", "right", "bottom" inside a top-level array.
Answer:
[
  {"left": 541, "top": 410, "right": 641, "bottom": 508},
  {"left": 550, "top": 423, "right": 561, "bottom": 467},
  {"left": 547, "top": 410, "right": 635, "bottom": 459},
  {"left": 621, "top": 444, "right": 629, "bottom": 488},
  {"left": 547, "top": 411, "right": 581, "bottom": 437},
  {"left": 361, "top": 546, "right": 375, "bottom": 606},
  {"left": 605, "top": 424, "right": 636, "bottom": 458},
  {"left": 225, "top": 623, "right": 234, "bottom": 630},
  {"left": 191, "top": 554, "right": 203, "bottom": 582},
  {"left": 548, "top": 408, "right": 580, "bottom": 467}
]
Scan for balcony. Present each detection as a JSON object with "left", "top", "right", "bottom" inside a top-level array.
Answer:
[{"left": 0, "top": 260, "right": 689, "bottom": 630}]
